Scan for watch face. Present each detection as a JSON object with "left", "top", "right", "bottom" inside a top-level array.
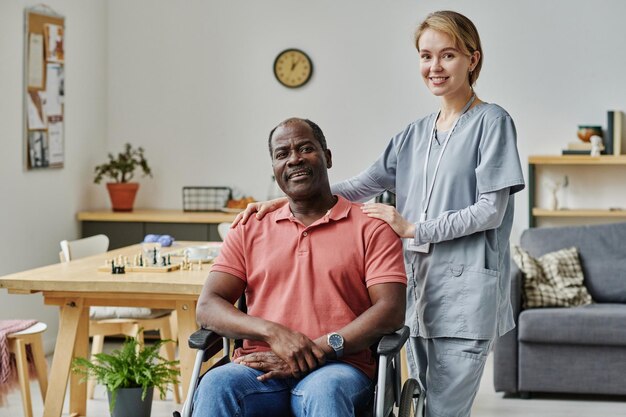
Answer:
[
  {"left": 273, "top": 48, "right": 313, "bottom": 88},
  {"left": 328, "top": 333, "right": 343, "bottom": 349}
]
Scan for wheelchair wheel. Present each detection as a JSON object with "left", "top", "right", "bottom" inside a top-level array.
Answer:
[{"left": 397, "top": 378, "right": 425, "bottom": 417}]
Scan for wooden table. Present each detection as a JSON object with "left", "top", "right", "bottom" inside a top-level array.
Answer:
[{"left": 0, "top": 241, "right": 213, "bottom": 417}]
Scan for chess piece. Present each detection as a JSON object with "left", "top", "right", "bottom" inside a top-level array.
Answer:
[{"left": 152, "top": 248, "right": 158, "bottom": 265}]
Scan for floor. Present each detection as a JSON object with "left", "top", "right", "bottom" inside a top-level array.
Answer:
[{"left": 1, "top": 344, "right": 625, "bottom": 417}]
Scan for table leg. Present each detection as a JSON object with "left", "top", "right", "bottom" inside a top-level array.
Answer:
[
  {"left": 43, "top": 298, "right": 84, "bottom": 417},
  {"left": 176, "top": 299, "right": 197, "bottom": 399},
  {"left": 70, "top": 305, "right": 89, "bottom": 416}
]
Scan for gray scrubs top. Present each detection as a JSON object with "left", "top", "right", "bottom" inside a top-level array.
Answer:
[{"left": 333, "top": 103, "right": 525, "bottom": 340}]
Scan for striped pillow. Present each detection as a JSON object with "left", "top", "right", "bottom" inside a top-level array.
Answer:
[{"left": 512, "top": 246, "right": 593, "bottom": 309}]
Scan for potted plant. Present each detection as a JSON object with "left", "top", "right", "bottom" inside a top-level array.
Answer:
[
  {"left": 72, "top": 335, "right": 179, "bottom": 417},
  {"left": 94, "top": 143, "right": 152, "bottom": 212}
]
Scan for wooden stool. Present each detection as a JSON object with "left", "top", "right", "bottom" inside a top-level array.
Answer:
[{"left": 7, "top": 322, "right": 48, "bottom": 417}]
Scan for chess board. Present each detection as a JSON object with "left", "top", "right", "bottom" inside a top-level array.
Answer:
[{"left": 97, "top": 262, "right": 182, "bottom": 273}]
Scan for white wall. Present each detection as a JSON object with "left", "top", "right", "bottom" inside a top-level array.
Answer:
[
  {"left": 0, "top": 0, "right": 108, "bottom": 351},
  {"left": 3, "top": 0, "right": 626, "bottom": 349},
  {"left": 107, "top": 0, "right": 626, "bottom": 240}
]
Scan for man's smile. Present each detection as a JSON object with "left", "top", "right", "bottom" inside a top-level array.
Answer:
[{"left": 287, "top": 168, "right": 311, "bottom": 180}]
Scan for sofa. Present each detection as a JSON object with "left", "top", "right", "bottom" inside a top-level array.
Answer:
[{"left": 493, "top": 222, "right": 626, "bottom": 397}]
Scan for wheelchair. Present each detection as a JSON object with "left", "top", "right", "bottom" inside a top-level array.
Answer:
[{"left": 173, "top": 325, "right": 425, "bottom": 417}]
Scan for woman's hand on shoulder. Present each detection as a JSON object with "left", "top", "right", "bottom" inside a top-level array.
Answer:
[
  {"left": 232, "top": 197, "right": 289, "bottom": 226},
  {"left": 361, "top": 203, "right": 415, "bottom": 238}
]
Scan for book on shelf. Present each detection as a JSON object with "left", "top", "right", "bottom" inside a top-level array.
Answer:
[
  {"left": 561, "top": 149, "right": 592, "bottom": 155},
  {"left": 607, "top": 110, "right": 626, "bottom": 155},
  {"left": 565, "top": 141, "right": 604, "bottom": 151},
  {"left": 606, "top": 111, "right": 614, "bottom": 155},
  {"left": 613, "top": 110, "right": 626, "bottom": 155}
]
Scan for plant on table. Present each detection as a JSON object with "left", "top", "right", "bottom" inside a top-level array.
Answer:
[
  {"left": 93, "top": 143, "right": 153, "bottom": 211},
  {"left": 72, "top": 334, "right": 179, "bottom": 413},
  {"left": 94, "top": 143, "right": 152, "bottom": 184}
]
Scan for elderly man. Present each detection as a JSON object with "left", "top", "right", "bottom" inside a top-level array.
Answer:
[{"left": 193, "top": 118, "right": 406, "bottom": 417}]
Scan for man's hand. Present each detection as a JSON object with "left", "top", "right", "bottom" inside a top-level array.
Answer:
[
  {"left": 234, "top": 351, "right": 293, "bottom": 381},
  {"left": 265, "top": 325, "right": 326, "bottom": 378},
  {"left": 232, "top": 197, "right": 289, "bottom": 226}
]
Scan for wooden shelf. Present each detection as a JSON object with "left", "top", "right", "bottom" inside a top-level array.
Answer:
[
  {"left": 528, "top": 155, "right": 626, "bottom": 165},
  {"left": 532, "top": 208, "right": 626, "bottom": 218},
  {"left": 528, "top": 155, "right": 626, "bottom": 227},
  {"left": 77, "top": 209, "right": 237, "bottom": 224},
  {"left": 77, "top": 209, "right": 239, "bottom": 249}
]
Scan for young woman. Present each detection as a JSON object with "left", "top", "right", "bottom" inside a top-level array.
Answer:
[{"left": 236, "top": 11, "right": 524, "bottom": 417}]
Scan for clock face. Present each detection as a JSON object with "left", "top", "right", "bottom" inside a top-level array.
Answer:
[
  {"left": 328, "top": 333, "right": 343, "bottom": 348},
  {"left": 273, "top": 49, "right": 313, "bottom": 88}
]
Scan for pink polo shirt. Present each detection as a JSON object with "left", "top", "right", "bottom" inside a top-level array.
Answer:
[{"left": 210, "top": 196, "right": 406, "bottom": 378}]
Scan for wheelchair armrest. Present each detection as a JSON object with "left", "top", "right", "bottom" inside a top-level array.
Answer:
[
  {"left": 376, "top": 326, "right": 409, "bottom": 355},
  {"left": 188, "top": 328, "right": 223, "bottom": 350}
]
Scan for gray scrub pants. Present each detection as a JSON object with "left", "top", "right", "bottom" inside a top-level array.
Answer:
[{"left": 405, "top": 336, "right": 493, "bottom": 417}]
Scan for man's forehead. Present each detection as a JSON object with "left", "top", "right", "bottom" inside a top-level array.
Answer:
[
  {"left": 275, "top": 120, "right": 311, "bottom": 135},
  {"left": 272, "top": 124, "right": 314, "bottom": 145}
]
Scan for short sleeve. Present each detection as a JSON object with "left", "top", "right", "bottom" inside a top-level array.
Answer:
[
  {"left": 210, "top": 225, "right": 247, "bottom": 282},
  {"left": 475, "top": 115, "right": 525, "bottom": 195},
  {"left": 363, "top": 222, "right": 407, "bottom": 288}
]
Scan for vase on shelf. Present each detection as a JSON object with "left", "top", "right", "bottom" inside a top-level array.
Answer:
[{"left": 106, "top": 183, "right": 139, "bottom": 212}]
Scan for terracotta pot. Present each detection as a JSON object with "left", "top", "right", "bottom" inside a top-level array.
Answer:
[{"left": 106, "top": 183, "right": 139, "bottom": 212}]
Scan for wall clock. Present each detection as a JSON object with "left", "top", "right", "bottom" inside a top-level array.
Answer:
[{"left": 273, "top": 48, "right": 313, "bottom": 88}]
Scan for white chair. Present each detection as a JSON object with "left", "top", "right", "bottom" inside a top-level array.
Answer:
[
  {"left": 217, "top": 222, "right": 231, "bottom": 241},
  {"left": 59, "top": 234, "right": 180, "bottom": 403},
  {"left": 6, "top": 322, "right": 49, "bottom": 417}
]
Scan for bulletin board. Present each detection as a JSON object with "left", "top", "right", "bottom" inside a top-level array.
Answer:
[{"left": 23, "top": 5, "right": 65, "bottom": 169}]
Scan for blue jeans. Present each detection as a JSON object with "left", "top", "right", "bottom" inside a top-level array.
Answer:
[{"left": 192, "top": 362, "right": 372, "bottom": 417}]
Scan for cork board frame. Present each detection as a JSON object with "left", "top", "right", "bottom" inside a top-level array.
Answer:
[{"left": 23, "top": 5, "right": 65, "bottom": 170}]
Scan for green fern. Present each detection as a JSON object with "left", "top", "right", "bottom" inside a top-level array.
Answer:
[{"left": 72, "top": 335, "right": 179, "bottom": 411}]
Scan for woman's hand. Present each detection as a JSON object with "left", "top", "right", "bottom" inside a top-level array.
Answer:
[
  {"left": 232, "top": 197, "right": 289, "bottom": 226},
  {"left": 361, "top": 203, "right": 415, "bottom": 238}
]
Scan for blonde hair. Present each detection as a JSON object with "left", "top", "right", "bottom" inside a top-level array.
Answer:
[{"left": 415, "top": 11, "right": 483, "bottom": 86}]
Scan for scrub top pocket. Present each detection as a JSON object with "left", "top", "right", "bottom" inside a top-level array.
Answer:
[{"left": 445, "top": 263, "right": 500, "bottom": 339}]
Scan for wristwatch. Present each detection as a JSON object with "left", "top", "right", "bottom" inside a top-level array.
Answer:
[{"left": 327, "top": 332, "right": 344, "bottom": 358}]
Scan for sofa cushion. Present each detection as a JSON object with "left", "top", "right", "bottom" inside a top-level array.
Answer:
[
  {"left": 512, "top": 246, "right": 593, "bottom": 309},
  {"left": 518, "top": 303, "right": 626, "bottom": 346},
  {"left": 520, "top": 223, "right": 626, "bottom": 303}
]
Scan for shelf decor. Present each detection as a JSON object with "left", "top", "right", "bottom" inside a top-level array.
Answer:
[{"left": 528, "top": 155, "right": 626, "bottom": 227}]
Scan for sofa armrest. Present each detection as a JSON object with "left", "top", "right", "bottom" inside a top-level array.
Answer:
[{"left": 493, "top": 261, "right": 522, "bottom": 394}]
